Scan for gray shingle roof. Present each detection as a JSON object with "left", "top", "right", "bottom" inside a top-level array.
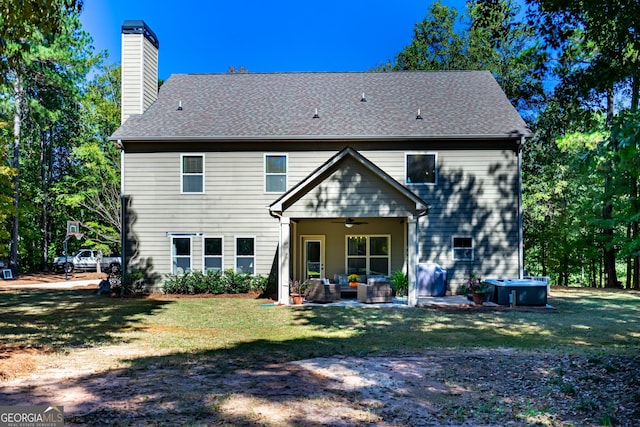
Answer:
[{"left": 111, "top": 71, "right": 531, "bottom": 141}]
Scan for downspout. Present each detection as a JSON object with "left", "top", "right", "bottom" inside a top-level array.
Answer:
[
  {"left": 118, "top": 140, "right": 126, "bottom": 275},
  {"left": 518, "top": 136, "right": 525, "bottom": 279}
]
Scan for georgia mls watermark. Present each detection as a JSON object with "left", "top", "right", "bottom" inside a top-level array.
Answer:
[{"left": 0, "top": 406, "right": 63, "bottom": 427}]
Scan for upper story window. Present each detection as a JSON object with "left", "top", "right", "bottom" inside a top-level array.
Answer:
[
  {"left": 452, "top": 236, "right": 474, "bottom": 261},
  {"left": 265, "top": 154, "right": 287, "bottom": 193},
  {"left": 406, "top": 153, "right": 437, "bottom": 185},
  {"left": 181, "top": 154, "right": 204, "bottom": 193}
]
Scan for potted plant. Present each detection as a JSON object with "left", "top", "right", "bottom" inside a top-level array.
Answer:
[
  {"left": 390, "top": 270, "right": 408, "bottom": 297},
  {"left": 462, "top": 272, "right": 489, "bottom": 306},
  {"left": 348, "top": 273, "right": 360, "bottom": 288},
  {"left": 289, "top": 279, "right": 308, "bottom": 304}
]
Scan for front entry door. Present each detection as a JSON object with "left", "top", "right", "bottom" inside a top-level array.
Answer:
[{"left": 302, "top": 235, "right": 325, "bottom": 279}]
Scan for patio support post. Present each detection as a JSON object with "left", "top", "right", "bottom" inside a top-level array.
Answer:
[
  {"left": 278, "top": 217, "right": 291, "bottom": 305},
  {"left": 407, "top": 215, "right": 418, "bottom": 307}
]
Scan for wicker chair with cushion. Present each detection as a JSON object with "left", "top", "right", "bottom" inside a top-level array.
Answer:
[
  {"left": 357, "top": 279, "right": 392, "bottom": 303},
  {"left": 306, "top": 278, "right": 341, "bottom": 303}
]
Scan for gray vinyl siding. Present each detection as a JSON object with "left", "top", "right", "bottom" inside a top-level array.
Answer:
[
  {"left": 124, "top": 151, "right": 280, "bottom": 277},
  {"left": 350, "top": 149, "right": 519, "bottom": 289},
  {"left": 121, "top": 33, "right": 158, "bottom": 123},
  {"left": 142, "top": 37, "right": 158, "bottom": 111},
  {"left": 121, "top": 33, "right": 143, "bottom": 122},
  {"left": 123, "top": 146, "right": 519, "bottom": 288},
  {"left": 285, "top": 156, "right": 418, "bottom": 218},
  {"left": 413, "top": 149, "right": 519, "bottom": 289}
]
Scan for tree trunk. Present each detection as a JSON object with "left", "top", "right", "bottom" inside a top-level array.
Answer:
[
  {"left": 631, "top": 75, "right": 639, "bottom": 112},
  {"left": 603, "top": 88, "right": 619, "bottom": 288},
  {"left": 9, "top": 74, "right": 23, "bottom": 275},
  {"left": 599, "top": 254, "right": 603, "bottom": 288},
  {"left": 40, "top": 128, "right": 49, "bottom": 271},
  {"left": 626, "top": 225, "right": 631, "bottom": 289},
  {"left": 631, "top": 77, "right": 640, "bottom": 289},
  {"left": 632, "top": 177, "right": 640, "bottom": 289},
  {"left": 602, "top": 189, "right": 618, "bottom": 288}
]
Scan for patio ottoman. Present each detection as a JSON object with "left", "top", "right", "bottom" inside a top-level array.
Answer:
[{"left": 306, "top": 280, "right": 341, "bottom": 303}]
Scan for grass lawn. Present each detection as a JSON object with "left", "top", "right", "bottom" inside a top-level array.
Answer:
[
  {"left": 1, "top": 287, "right": 639, "bottom": 426},
  {"left": 1, "top": 287, "right": 638, "bottom": 364}
]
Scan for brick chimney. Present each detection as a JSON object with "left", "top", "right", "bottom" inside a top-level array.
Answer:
[{"left": 121, "top": 20, "right": 159, "bottom": 124}]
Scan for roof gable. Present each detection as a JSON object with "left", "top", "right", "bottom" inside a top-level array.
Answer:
[
  {"left": 112, "top": 71, "right": 531, "bottom": 142},
  {"left": 270, "top": 147, "right": 428, "bottom": 217}
]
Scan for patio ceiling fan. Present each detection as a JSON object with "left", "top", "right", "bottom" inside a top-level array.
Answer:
[{"left": 332, "top": 218, "right": 368, "bottom": 228}]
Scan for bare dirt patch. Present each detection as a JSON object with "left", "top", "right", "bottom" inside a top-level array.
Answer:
[
  {"left": 1, "top": 271, "right": 104, "bottom": 286},
  {"left": 0, "top": 345, "right": 55, "bottom": 380},
  {"left": 1, "top": 348, "right": 638, "bottom": 426},
  {"left": 1, "top": 286, "right": 638, "bottom": 425}
]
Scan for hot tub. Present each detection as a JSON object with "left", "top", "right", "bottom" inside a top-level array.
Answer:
[{"left": 484, "top": 279, "right": 548, "bottom": 306}]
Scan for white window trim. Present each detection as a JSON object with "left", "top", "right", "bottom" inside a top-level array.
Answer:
[
  {"left": 452, "top": 236, "right": 474, "bottom": 261},
  {"left": 264, "top": 153, "right": 288, "bottom": 193},
  {"left": 405, "top": 152, "right": 438, "bottom": 186},
  {"left": 171, "top": 235, "right": 193, "bottom": 275},
  {"left": 345, "top": 234, "right": 391, "bottom": 276},
  {"left": 180, "top": 153, "right": 205, "bottom": 194},
  {"left": 203, "top": 235, "right": 224, "bottom": 273},
  {"left": 234, "top": 235, "right": 256, "bottom": 274}
]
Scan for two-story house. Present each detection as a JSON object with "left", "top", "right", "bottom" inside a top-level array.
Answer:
[{"left": 111, "top": 21, "right": 531, "bottom": 306}]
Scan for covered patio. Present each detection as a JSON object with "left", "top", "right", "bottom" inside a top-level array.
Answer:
[{"left": 269, "top": 148, "right": 428, "bottom": 306}]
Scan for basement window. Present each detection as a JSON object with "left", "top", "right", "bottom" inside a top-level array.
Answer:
[
  {"left": 452, "top": 236, "right": 474, "bottom": 261},
  {"left": 235, "top": 237, "right": 255, "bottom": 274},
  {"left": 172, "top": 237, "right": 191, "bottom": 274},
  {"left": 204, "top": 237, "right": 223, "bottom": 272}
]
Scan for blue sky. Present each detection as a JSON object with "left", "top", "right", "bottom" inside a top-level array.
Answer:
[{"left": 80, "top": 0, "right": 470, "bottom": 79}]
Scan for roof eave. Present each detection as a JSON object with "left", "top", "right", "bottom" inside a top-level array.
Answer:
[{"left": 110, "top": 132, "right": 532, "bottom": 142}]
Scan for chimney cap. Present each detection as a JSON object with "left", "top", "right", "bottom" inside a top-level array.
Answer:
[{"left": 122, "top": 20, "right": 159, "bottom": 49}]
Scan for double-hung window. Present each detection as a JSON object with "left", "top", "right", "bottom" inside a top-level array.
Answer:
[
  {"left": 204, "top": 237, "right": 223, "bottom": 272},
  {"left": 235, "top": 237, "right": 255, "bottom": 274},
  {"left": 346, "top": 235, "right": 390, "bottom": 277},
  {"left": 172, "top": 237, "right": 191, "bottom": 274},
  {"left": 406, "top": 152, "right": 437, "bottom": 185},
  {"left": 452, "top": 236, "right": 474, "bottom": 261},
  {"left": 181, "top": 154, "right": 204, "bottom": 193},
  {"left": 265, "top": 154, "right": 287, "bottom": 193}
]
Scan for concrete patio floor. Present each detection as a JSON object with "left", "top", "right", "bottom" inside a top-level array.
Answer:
[
  {"left": 300, "top": 295, "right": 555, "bottom": 310},
  {"left": 301, "top": 295, "right": 474, "bottom": 308}
]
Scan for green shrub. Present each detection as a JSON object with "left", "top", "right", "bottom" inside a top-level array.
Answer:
[
  {"left": 121, "top": 269, "right": 146, "bottom": 295},
  {"left": 390, "top": 270, "right": 408, "bottom": 297},
  {"left": 162, "top": 273, "right": 187, "bottom": 294},
  {"left": 249, "top": 275, "right": 268, "bottom": 294},
  {"left": 162, "top": 269, "right": 267, "bottom": 295}
]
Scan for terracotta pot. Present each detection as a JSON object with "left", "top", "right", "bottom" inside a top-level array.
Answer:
[
  {"left": 472, "top": 292, "right": 484, "bottom": 306},
  {"left": 349, "top": 282, "right": 358, "bottom": 288},
  {"left": 291, "top": 293, "right": 304, "bottom": 305}
]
